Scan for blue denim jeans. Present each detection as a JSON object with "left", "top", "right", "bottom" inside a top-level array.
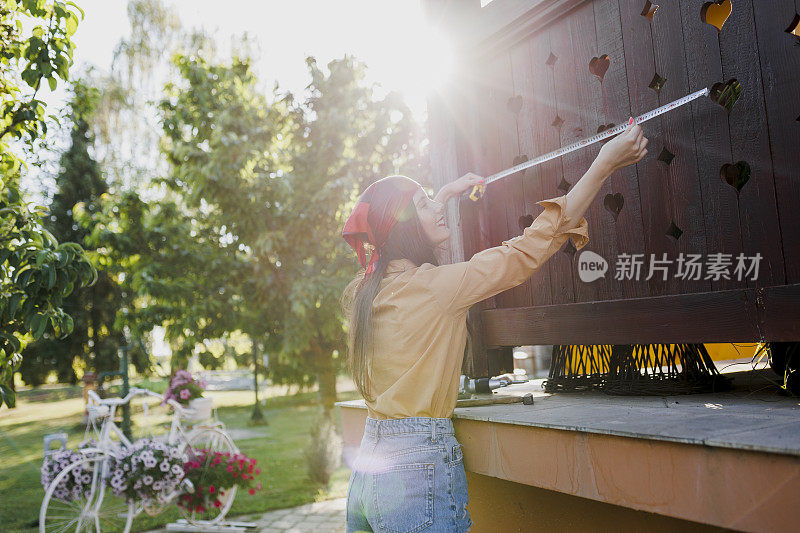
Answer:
[{"left": 346, "top": 416, "right": 472, "bottom": 532}]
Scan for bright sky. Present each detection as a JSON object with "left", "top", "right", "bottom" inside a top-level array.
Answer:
[{"left": 65, "top": 0, "right": 454, "bottom": 119}]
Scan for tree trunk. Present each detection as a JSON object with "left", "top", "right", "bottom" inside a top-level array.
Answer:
[
  {"left": 314, "top": 339, "right": 337, "bottom": 413},
  {"left": 251, "top": 341, "right": 265, "bottom": 423}
]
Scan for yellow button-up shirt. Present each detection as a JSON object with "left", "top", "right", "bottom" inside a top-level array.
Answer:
[{"left": 365, "top": 194, "right": 590, "bottom": 419}]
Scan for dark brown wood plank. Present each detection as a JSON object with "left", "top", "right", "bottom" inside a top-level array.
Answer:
[
  {"left": 454, "top": 74, "right": 494, "bottom": 378},
  {"left": 752, "top": 1, "right": 800, "bottom": 284},
  {"left": 551, "top": 14, "right": 590, "bottom": 306},
  {"left": 759, "top": 284, "right": 800, "bottom": 341},
  {"left": 470, "top": 57, "right": 509, "bottom": 309},
  {"left": 456, "top": 63, "right": 502, "bottom": 378},
  {"left": 591, "top": 0, "right": 649, "bottom": 300},
  {"left": 644, "top": 0, "right": 712, "bottom": 296},
  {"left": 494, "top": 51, "right": 532, "bottom": 308},
  {"left": 427, "top": 92, "right": 463, "bottom": 266},
  {"left": 559, "top": 2, "right": 616, "bottom": 303},
  {"left": 618, "top": 0, "right": 680, "bottom": 298},
  {"left": 717, "top": 0, "right": 785, "bottom": 289},
  {"left": 679, "top": 1, "right": 746, "bottom": 293},
  {"left": 482, "top": 288, "right": 763, "bottom": 346},
  {"left": 477, "top": 52, "right": 530, "bottom": 309},
  {"left": 509, "top": 38, "right": 552, "bottom": 306},
  {"left": 528, "top": 29, "right": 579, "bottom": 306},
  {"left": 487, "top": 346, "right": 515, "bottom": 376}
]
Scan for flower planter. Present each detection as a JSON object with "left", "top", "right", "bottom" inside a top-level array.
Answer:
[{"left": 180, "top": 397, "right": 213, "bottom": 422}]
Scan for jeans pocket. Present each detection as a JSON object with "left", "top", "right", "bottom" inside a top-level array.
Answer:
[{"left": 373, "top": 462, "right": 434, "bottom": 533}]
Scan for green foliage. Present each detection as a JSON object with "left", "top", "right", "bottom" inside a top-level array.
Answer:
[
  {"left": 1, "top": 0, "right": 94, "bottom": 407},
  {"left": 20, "top": 79, "right": 126, "bottom": 386},
  {"left": 275, "top": 56, "right": 426, "bottom": 392},
  {"left": 1, "top": 0, "right": 82, "bottom": 145},
  {"left": 155, "top": 51, "right": 426, "bottom": 404},
  {"left": 76, "top": 18, "right": 426, "bottom": 407}
]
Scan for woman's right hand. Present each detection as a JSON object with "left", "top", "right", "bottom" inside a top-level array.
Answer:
[{"left": 595, "top": 119, "right": 648, "bottom": 175}]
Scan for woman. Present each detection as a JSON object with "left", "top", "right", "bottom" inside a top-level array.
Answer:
[{"left": 341, "top": 119, "right": 648, "bottom": 532}]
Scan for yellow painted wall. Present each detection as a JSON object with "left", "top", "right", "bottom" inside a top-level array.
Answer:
[{"left": 704, "top": 342, "right": 761, "bottom": 361}]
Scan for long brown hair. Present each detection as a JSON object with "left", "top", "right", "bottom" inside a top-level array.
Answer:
[{"left": 341, "top": 180, "right": 439, "bottom": 402}]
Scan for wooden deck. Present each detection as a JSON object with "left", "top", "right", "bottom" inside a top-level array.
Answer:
[{"left": 336, "top": 365, "right": 800, "bottom": 532}]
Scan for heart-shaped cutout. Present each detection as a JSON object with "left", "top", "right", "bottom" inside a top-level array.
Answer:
[
  {"left": 589, "top": 54, "right": 611, "bottom": 82},
  {"left": 603, "top": 193, "right": 624, "bottom": 221},
  {"left": 518, "top": 214, "right": 534, "bottom": 230},
  {"left": 785, "top": 13, "right": 800, "bottom": 40},
  {"left": 709, "top": 78, "right": 741, "bottom": 113},
  {"left": 702, "top": 0, "right": 732, "bottom": 32},
  {"left": 641, "top": 1, "right": 659, "bottom": 21},
  {"left": 507, "top": 95, "right": 523, "bottom": 115},
  {"left": 720, "top": 161, "right": 751, "bottom": 192},
  {"left": 597, "top": 123, "right": 616, "bottom": 144}
]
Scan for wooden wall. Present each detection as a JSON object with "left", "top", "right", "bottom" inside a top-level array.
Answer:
[{"left": 425, "top": 0, "right": 800, "bottom": 362}]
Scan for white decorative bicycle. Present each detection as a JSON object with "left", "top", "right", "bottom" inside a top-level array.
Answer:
[{"left": 39, "top": 387, "right": 239, "bottom": 532}]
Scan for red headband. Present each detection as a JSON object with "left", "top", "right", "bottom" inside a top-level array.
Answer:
[{"left": 342, "top": 176, "right": 421, "bottom": 279}]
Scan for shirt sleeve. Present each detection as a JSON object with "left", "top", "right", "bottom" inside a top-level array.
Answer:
[{"left": 420, "top": 194, "right": 589, "bottom": 314}]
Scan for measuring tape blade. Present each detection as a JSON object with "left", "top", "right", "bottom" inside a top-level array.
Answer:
[{"left": 468, "top": 87, "right": 709, "bottom": 200}]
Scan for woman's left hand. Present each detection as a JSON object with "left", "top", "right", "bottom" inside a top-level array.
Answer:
[
  {"left": 435, "top": 173, "right": 485, "bottom": 203},
  {"left": 452, "top": 173, "right": 485, "bottom": 195}
]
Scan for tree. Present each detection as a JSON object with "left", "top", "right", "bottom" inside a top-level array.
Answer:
[
  {"left": 279, "top": 56, "right": 427, "bottom": 412},
  {"left": 157, "top": 52, "right": 426, "bottom": 412},
  {"left": 19, "top": 80, "right": 126, "bottom": 386},
  {"left": 1, "top": 0, "right": 95, "bottom": 407},
  {"left": 157, "top": 53, "right": 290, "bottom": 421}
]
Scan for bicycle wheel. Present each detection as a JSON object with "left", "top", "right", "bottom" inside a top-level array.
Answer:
[
  {"left": 40, "top": 454, "right": 135, "bottom": 533},
  {"left": 178, "top": 427, "right": 239, "bottom": 526}
]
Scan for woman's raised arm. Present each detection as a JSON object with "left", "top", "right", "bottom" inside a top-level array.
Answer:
[
  {"left": 563, "top": 119, "right": 648, "bottom": 232},
  {"left": 418, "top": 119, "right": 648, "bottom": 313}
]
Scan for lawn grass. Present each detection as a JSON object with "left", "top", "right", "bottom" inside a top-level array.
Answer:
[{"left": 0, "top": 375, "right": 362, "bottom": 532}]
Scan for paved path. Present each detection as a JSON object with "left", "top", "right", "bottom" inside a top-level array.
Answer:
[{"left": 143, "top": 497, "right": 346, "bottom": 532}]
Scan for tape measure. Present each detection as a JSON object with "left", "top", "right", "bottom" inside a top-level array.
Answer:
[{"left": 467, "top": 87, "right": 710, "bottom": 201}]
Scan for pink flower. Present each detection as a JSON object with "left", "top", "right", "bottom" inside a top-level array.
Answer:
[
  {"left": 255, "top": 468, "right": 260, "bottom": 475},
  {"left": 248, "top": 488, "right": 256, "bottom": 495},
  {"left": 209, "top": 486, "right": 215, "bottom": 493},
  {"left": 179, "top": 389, "right": 191, "bottom": 400}
]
